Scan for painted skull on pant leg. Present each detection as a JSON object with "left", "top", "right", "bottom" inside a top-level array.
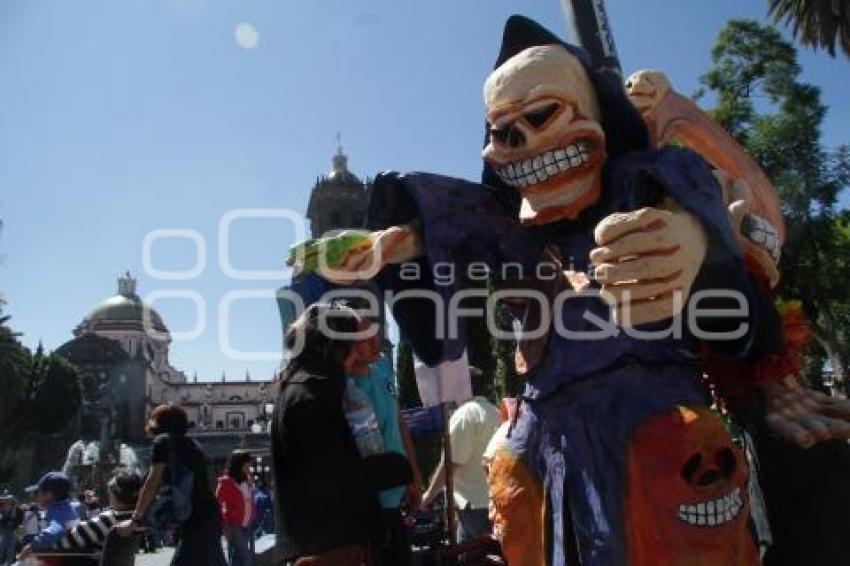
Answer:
[
  {"left": 482, "top": 45, "right": 607, "bottom": 225},
  {"left": 625, "top": 406, "right": 758, "bottom": 565}
]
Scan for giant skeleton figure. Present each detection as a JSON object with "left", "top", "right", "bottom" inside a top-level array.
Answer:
[
  {"left": 624, "top": 68, "right": 850, "bottom": 566},
  {"left": 625, "top": 67, "right": 850, "bottom": 448},
  {"left": 288, "top": 16, "right": 845, "bottom": 565}
]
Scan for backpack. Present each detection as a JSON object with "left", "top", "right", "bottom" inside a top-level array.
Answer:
[{"left": 145, "top": 434, "right": 194, "bottom": 529}]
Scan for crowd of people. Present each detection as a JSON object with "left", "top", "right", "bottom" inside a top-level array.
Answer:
[
  {"left": 3, "top": 301, "right": 506, "bottom": 566},
  {"left": 271, "top": 301, "right": 496, "bottom": 565},
  {"left": 0, "top": 469, "right": 144, "bottom": 565}
]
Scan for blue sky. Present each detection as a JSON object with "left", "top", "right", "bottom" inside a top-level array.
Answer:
[{"left": 2, "top": 0, "right": 848, "bottom": 381}]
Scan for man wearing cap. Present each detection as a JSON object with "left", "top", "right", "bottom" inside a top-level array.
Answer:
[
  {"left": 18, "top": 471, "right": 80, "bottom": 559},
  {"left": 55, "top": 473, "right": 141, "bottom": 557}
]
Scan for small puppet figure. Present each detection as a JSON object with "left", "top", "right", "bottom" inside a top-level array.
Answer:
[{"left": 290, "top": 15, "right": 768, "bottom": 565}]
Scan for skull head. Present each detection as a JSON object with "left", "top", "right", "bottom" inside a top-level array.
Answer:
[
  {"left": 483, "top": 46, "right": 606, "bottom": 225},
  {"left": 624, "top": 69, "right": 671, "bottom": 115},
  {"left": 625, "top": 406, "right": 757, "bottom": 565}
]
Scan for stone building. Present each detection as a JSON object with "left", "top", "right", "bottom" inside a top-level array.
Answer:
[
  {"left": 56, "top": 272, "right": 276, "bottom": 478},
  {"left": 306, "top": 144, "right": 372, "bottom": 238},
  {"left": 279, "top": 144, "right": 390, "bottom": 352},
  {"left": 48, "top": 144, "right": 383, "bottom": 485}
]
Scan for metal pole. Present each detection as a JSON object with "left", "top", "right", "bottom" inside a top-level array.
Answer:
[
  {"left": 441, "top": 402, "right": 456, "bottom": 546},
  {"left": 560, "top": 0, "right": 623, "bottom": 78}
]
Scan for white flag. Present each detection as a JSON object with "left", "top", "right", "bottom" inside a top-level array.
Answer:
[{"left": 413, "top": 350, "right": 473, "bottom": 407}]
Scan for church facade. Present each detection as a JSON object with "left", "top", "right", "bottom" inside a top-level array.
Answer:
[
  {"left": 55, "top": 272, "right": 276, "bottom": 473},
  {"left": 54, "top": 145, "right": 376, "bottom": 475}
]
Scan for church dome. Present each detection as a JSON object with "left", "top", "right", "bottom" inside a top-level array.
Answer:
[
  {"left": 306, "top": 142, "right": 370, "bottom": 238},
  {"left": 325, "top": 145, "right": 362, "bottom": 185},
  {"left": 75, "top": 273, "right": 168, "bottom": 336}
]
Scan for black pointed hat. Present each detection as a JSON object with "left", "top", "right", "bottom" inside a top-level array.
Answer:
[
  {"left": 494, "top": 15, "right": 566, "bottom": 69},
  {"left": 482, "top": 15, "right": 648, "bottom": 188}
]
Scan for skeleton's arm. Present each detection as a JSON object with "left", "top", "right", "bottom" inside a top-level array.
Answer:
[
  {"left": 287, "top": 222, "right": 424, "bottom": 284},
  {"left": 376, "top": 221, "right": 425, "bottom": 264},
  {"left": 762, "top": 376, "right": 850, "bottom": 448}
]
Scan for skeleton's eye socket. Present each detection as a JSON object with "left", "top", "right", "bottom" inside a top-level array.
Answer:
[
  {"left": 680, "top": 453, "right": 702, "bottom": 483},
  {"left": 523, "top": 102, "right": 561, "bottom": 129},
  {"left": 715, "top": 448, "right": 736, "bottom": 478},
  {"left": 490, "top": 126, "right": 510, "bottom": 144}
]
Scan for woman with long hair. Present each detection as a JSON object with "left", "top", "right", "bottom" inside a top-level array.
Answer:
[
  {"left": 216, "top": 450, "right": 257, "bottom": 566},
  {"left": 271, "top": 302, "right": 390, "bottom": 565}
]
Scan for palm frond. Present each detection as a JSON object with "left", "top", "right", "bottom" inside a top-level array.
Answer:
[{"left": 768, "top": 0, "right": 850, "bottom": 57}]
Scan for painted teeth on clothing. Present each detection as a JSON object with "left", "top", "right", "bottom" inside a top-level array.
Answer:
[{"left": 676, "top": 487, "right": 743, "bottom": 527}]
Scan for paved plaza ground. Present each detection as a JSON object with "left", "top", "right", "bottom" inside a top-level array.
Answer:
[
  {"left": 135, "top": 548, "right": 175, "bottom": 566},
  {"left": 134, "top": 534, "right": 275, "bottom": 565}
]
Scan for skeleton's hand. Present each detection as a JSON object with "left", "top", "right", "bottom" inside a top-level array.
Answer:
[
  {"left": 286, "top": 224, "right": 423, "bottom": 285},
  {"left": 590, "top": 200, "right": 707, "bottom": 326},
  {"left": 762, "top": 378, "right": 850, "bottom": 449},
  {"left": 714, "top": 170, "right": 781, "bottom": 288},
  {"left": 287, "top": 230, "right": 373, "bottom": 278}
]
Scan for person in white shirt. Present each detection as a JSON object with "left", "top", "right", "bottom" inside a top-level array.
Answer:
[
  {"left": 421, "top": 368, "right": 501, "bottom": 542},
  {"left": 21, "top": 503, "right": 40, "bottom": 546}
]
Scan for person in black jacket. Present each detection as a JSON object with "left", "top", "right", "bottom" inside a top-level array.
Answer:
[
  {"left": 117, "top": 404, "right": 226, "bottom": 566},
  {"left": 0, "top": 492, "right": 22, "bottom": 565},
  {"left": 272, "top": 302, "right": 404, "bottom": 565}
]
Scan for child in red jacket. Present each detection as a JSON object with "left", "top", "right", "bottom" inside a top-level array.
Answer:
[{"left": 216, "top": 450, "right": 257, "bottom": 566}]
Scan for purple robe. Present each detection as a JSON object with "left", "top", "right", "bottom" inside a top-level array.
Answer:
[{"left": 366, "top": 147, "right": 760, "bottom": 564}]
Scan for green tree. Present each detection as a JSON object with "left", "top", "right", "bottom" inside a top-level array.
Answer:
[
  {"left": 28, "top": 346, "right": 83, "bottom": 434},
  {"left": 491, "top": 301, "right": 523, "bottom": 400},
  {"left": 768, "top": 0, "right": 850, "bottom": 58},
  {"left": 0, "top": 317, "right": 82, "bottom": 450},
  {"left": 0, "top": 311, "right": 30, "bottom": 421},
  {"left": 700, "top": 19, "right": 850, "bottom": 392}
]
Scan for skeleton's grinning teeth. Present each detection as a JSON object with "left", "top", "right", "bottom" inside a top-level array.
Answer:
[
  {"left": 677, "top": 487, "right": 743, "bottom": 527},
  {"left": 495, "top": 140, "right": 594, "bottom": 189}
]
